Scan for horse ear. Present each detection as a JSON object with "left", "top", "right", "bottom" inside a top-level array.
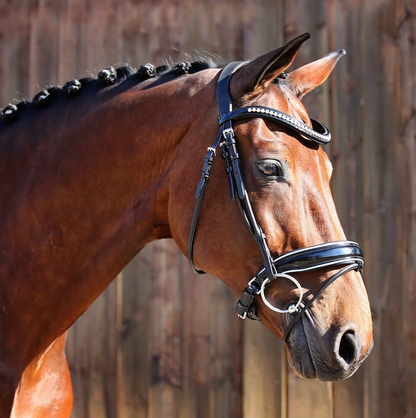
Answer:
[
  {"left": 286, "top": 50, "right": 346, "bottom": 99},
  {"left": 229, "top": 33, "right": 310, "bottom": 100}
]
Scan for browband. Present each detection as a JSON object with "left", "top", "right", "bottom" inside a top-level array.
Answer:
[{"left": 219, "top": 106, "right": 331, "bottom": 144}]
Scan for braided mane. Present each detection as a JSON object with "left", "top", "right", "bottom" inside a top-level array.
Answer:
[{"left": 0, "top": 57, "right": 220, "bottom": 127}]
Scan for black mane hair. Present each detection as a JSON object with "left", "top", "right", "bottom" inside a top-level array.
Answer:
[{"left": 0, "top": 56, "right": 220, "bottom": 127}]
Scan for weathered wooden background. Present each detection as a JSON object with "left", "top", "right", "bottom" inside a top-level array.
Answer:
[{"left": 0, "top": 0, "right": 415, "bottom": 417}]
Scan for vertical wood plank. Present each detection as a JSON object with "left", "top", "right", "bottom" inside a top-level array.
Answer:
[
  {"left": 211, "top": 280, "right": 243, "bottom": 418},
  {"left": 287, "top": 372, "right": 332, "bottom": 418},
  {"left": 399, "top": 2, "right": 416, "bottom": 417},
  {"left": 147, "top": 240, "right": 183, "bottom": 418},
  {"left": 361, "top": 2, "right": 405, "bottom": 418},
  {"left": 120, "top": 249, "right": 150, "bottom": 418},
  {"left": 327, "top": 1, "right": 366, "bottom": 417},
  {"left": 87, "top": 281, "right": 118, "bottom": 418},
  {"left": 181, "top": 266, "right": 214, "bottom": 418},
  {"left": 243, "top": 321, "right": 284, "bottom": 418},
  {"left": 179, "top": 259, "right": 243, "bottom": 418}
]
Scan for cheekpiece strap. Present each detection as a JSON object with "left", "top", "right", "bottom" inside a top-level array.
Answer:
[
  {"left": 216, "top": 61, "right": 249, "bottom": 116},
  {"left": 187, "top": 61, "right": 249, "bottom": 274}
]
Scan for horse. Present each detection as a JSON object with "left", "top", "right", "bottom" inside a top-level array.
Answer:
[{"left": 0, "top": 33, "right": 373, "bottom": 417}]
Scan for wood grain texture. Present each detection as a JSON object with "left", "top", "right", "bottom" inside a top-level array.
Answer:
[
  {"left": 327, "top": 2, "right": 367, "bottom": 417},
  {"left": 243, "top": 321, "right": 284, "bottom": 418},
  {"left": 1, "top": 0, "right": 415, "bottom": 417},
  {"left": 120, "top": 251, "right": 150, "bottom": 418},
  {"left": 399, "top": 3, "right": 416, "bottom": 418}
]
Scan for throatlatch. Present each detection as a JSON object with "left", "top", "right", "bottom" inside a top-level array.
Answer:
[{"left": 188, "top": 61, "right": 364, "bottom": 341}]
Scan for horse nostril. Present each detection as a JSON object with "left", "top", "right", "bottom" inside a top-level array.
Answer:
[{"left": 338, "top": 330, "right": 358, "bottom": 365}]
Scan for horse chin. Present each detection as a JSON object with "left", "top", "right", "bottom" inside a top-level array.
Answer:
[
  {"left": 285, "top": 320, "right": 317, "bottom": 379},
  {"left": 285, "top": 319, "right": 371, "bottom": 382}
]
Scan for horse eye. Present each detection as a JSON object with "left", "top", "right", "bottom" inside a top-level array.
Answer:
[{"left": 258, "top": 161, "right": 283, "bottom": 177}]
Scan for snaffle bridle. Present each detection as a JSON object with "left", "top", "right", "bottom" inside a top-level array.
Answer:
[{"left": 188, "top": 62, "right": 364, "bottom": 342}]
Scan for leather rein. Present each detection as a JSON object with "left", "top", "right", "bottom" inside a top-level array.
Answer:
[{"left": 187, "top": 62, "right": 364, "bottom": 342}]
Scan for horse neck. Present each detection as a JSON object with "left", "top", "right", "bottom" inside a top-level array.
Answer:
[{"left": 0, "top": 70, "right": 219, "bottom": 355}]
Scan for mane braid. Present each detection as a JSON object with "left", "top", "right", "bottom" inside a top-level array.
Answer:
[{"left": 0, "top": 58, "right": 220, "bottom": 127}]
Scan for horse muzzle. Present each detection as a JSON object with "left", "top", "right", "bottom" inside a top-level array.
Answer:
[
  {"left": 285, "top": 314, "right": 374, "bottom": 381},
  {"left": 237, "top": 241, "right": 373, "bottom": 381}
]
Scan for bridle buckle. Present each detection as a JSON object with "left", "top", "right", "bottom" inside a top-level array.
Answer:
[
  {"left": 222, "top": 127, "right": 234, "bottom": 139},
  {"left": 207, "top": 146, "right": 216, "bottom": 156},
  {"left": 237, "top": 311, "right": 247, "bottom": 320},
  {"left": 247, "top": 276, "right": 261, "bottom": 294}
]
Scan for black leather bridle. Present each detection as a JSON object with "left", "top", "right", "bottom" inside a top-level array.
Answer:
[{"left": 188, "top": 62, "right": 364, "bottom": 342}]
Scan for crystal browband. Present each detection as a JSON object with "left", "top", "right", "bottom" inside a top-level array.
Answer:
[{"left": 219, "top": 105, "right": 331, "bottom": 144}]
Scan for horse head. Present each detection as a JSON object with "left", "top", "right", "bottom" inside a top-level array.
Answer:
[{"left": 171, "top": 34, "right": 373, "bottom": 381}]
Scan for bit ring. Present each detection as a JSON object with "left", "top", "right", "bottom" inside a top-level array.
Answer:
[{"left": 260, "top": 273, "right": 303, "bottom": 314}]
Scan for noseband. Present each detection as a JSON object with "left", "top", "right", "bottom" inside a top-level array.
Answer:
[{"left": 188, "top": 62, "right": 364, "bottom": 342}]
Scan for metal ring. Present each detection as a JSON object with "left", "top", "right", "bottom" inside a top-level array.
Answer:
[{"left": 260, "top": 273, "right": 303, "bottom": 314}]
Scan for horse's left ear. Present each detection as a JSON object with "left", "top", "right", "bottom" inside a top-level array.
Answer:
[
  {"left": 286, "top": 50, "right": 346, "bottom": 99},
  {"left": 229, "top": 33, "right": 310, "bottom": 100}
]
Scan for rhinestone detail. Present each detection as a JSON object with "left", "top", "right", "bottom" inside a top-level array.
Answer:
[{"left": 235, "top": 106, "right": 329, "bottom": 144}]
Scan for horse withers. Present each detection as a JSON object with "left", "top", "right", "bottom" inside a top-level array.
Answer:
[{"left": 0, "top": 34, "right": 373, "bottom": 417}]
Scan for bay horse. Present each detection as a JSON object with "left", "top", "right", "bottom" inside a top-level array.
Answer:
[{"left": 0, "top": 33, "right": 373, "bottom": 417}]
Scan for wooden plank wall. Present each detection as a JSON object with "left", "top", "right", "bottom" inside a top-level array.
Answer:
[{"left": 0, "top": 1, "right": 415, "bottom": 417}]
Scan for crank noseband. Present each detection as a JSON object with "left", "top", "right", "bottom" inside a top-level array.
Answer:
[
  {"left": 187, "top": 61, "right": 365, "bottom": 342},
  {"left": 236, "top": 241, "right": 364, "bottom": 342}
]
